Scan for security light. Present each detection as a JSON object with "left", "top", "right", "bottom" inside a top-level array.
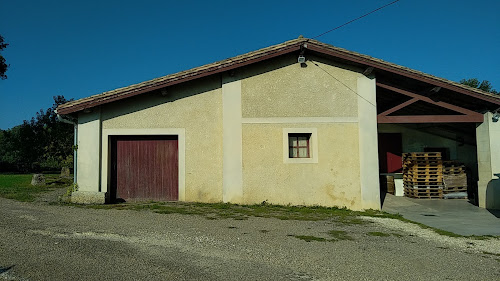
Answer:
[
  {"left": 298, "top": 55, "right": 306, "bottom": 63},
  {"left": 493, "top": 112, "right": 500, "bottom": 123}
]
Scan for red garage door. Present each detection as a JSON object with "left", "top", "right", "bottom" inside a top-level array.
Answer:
[{"left": 111, "top": 135, "right": 178, "bottom": 202}]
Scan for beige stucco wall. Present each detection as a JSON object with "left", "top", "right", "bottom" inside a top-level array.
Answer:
[
  {"left": 241, "top": 123, "right": 362, "bottom": 209},
  {"left": 81, "top": 53, "right": 373, "bottom": 210},
  {"left": 237, "top": 54, "right": 366, "bottom": 210},
  {"left": 241, "top": 54, "right": 359, "bottom": 118},
  {"left": 101, "top": 76, "right": 223, "bottom": 203}
]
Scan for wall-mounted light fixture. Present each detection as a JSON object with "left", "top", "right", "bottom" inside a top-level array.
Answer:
[
  {"left": 493, "top": 112, "right": 500, "bottom": 122},
  {"left": 491, "top": 107, "right": 500, "bottom": 122},
  {"left": 298, "top": 55, "right": 306, "bottom": 63}
]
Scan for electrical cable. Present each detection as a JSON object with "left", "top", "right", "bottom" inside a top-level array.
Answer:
[
  {"left": 312, "top": 0, "right": 401, "bottom": 39},
  {"left": 308, "top": 59, "right": 377, "bottom": 108}
]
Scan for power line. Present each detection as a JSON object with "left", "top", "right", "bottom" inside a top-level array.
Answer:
[
  {"left": 312, "top": 0, "right": 401, "bottom": 39},
  {"left": 309, "top": 59, "right": 377, "bottom": 108}
]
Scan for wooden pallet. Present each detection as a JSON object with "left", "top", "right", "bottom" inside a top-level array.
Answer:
[
  {"left": 404, "top": 183, "right": 443, "bottom": 188},
  {"left": 404, "top": 187, "right": 443, "bottom": 199},
  {"left": 404, "top": 179, "right": 443, "bottom": 185},
  {"left": 404, "top": 168, "right": 444, "bottom": 174},
  {"left": 404, "top": 174, "right": 443, "bottom": 180},
  {"left": 405, "top": 169, "right": 441, "bottom": 175},
  {"left": 443, "top": 186, "right": 468, "bottom": 193},
  {"left": 403, "top": 152, "right": 442, "bottom": 158},
  {"left": 403, "top": 160, "right": 443, "bottom": 166},
  {"left": 443, "top": 169, "right": 465, "bottom": 175}
]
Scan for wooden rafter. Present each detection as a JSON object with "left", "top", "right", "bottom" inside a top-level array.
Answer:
[{"left": 377, "top": 82, "right": 484, "bottom": 123}]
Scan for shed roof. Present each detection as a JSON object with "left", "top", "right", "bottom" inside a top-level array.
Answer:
[{"left": 57, "top": 38, "right": 500, "bottom": 115}]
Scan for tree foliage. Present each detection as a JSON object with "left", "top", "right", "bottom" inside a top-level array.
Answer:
[
  {"left": 0, "top": 96, "right": 74, "bottom": 172},
  {"left": 0, "top": 34, "right": 8, "bottom": 80},
  {"left": 460, "top": 78, "right": 498, "bottom": 94}
]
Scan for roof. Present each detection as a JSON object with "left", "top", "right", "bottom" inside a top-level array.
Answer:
[{"left": 57, "top": 38, "right": 500, "bottom": 115}]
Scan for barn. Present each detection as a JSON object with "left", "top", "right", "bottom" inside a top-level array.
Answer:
[{"left": 56, "top": 38, "right": 500, "bottom": 210}]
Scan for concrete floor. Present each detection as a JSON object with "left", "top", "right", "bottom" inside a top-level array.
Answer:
[{"left": 382, "top": 193, "right": 500, "bottom": 236}]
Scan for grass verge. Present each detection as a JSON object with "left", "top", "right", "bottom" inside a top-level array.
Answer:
[
  {"left": 75, "top": 201, "right": 398, "bottom": 225},
  {"left": 55, "top": 199, "right": 499, "bottom": 240}
]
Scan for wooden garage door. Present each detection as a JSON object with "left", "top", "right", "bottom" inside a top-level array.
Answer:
[{"left": 111, "top": 135, "right": 178, "bottom": 202}]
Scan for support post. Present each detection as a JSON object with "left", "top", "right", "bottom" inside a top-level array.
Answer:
[{"left": 476, "top": 112, "right": 500, "bottom": 209}]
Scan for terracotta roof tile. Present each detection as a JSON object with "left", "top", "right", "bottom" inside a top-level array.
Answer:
[{"left": 57, "top": 38, "right": 499, "bottom": 114}]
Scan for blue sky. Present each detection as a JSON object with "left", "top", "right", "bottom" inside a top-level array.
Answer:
[{"left": 0, "top": 0, "right": 499, "bottom": 129}]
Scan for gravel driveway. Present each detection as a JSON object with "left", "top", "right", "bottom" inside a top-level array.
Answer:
[{"left": 0, "top": 194, "right": 499, "bottom": 281}]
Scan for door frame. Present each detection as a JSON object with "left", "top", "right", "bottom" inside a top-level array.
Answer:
[{"left": 101, "top": 128, "right": 186, "bottom": 202}]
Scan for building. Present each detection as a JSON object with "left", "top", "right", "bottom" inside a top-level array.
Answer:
[{"left": 56, "top": 38, "right": 500, "bottom": 210}]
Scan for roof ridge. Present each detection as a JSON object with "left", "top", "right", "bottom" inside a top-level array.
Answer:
[{"left": 57, "top": 38, "right": 499, "bottom": 114}]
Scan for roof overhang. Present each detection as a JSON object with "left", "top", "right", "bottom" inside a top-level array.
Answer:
[{"left": 57, "top": 39, "right": 500, "bottom": 115}]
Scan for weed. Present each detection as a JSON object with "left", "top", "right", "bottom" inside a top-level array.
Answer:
[
  {"left": 66, "top": 183, "right": 78, "bottom": 197},
  {"left": 367, "top": 232, "right": 391, "bottom": 237},
  {"left": 482, "top": 251, "right": 500, "bottom": 257},
  {"left": 293, "top": 235, "right": 327, "bottom": 242},
  {"left": 327, "top": 230, "right": 354, "bottom": 241},
  {"left": 48, "top": 199, "right": 500, "bottom": 240}
]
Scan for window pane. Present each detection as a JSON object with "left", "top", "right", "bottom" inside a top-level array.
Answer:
[
  {"left": 298, "top": 147, "right": 308, "bottom": 158},
  {"left": 292, "top": 148, "right": 298, "bottom": 157},
  {"left": 298, "top": 137, "right": 308, "bottom": 146}
]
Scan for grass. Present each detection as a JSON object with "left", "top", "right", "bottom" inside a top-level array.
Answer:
[
  {"left": 293, "top": 235, "right": 327, "bottom": 242},
  {"left": 0, "top": 174, "right": 72, "bottom": 202},
  {"left": 0, "top": 177, "right": 487, "bottom": 240},
  {"left": 79, "top": 201, "right": 397, "bottom": 224},
  {"left": 293, "top": 231, "right": 355, "bottom": 243},
  {"left": 60, "top": 200, "right": 500, "bottom": 240},
  {"left": 367, "top": 231, "right": 391, "bottom": 237},
  {"left": 482, "top": 251, "right": 500, "bottom": 257},
  {"left": 327, "top": 230, "right": 354, "bottom": 241}
]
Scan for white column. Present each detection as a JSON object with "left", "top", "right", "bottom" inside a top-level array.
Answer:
[
  {"left": 357, "top": 75, "right": 380, "bottom": 210},
  {"left": 222, "top": 75, "right": 243, "bottom": 203},
  {"left": 73, "top": 109, "right": 105, "bottom": 203},
  {"left": 476, "top": 112, "right": 500, "bottom": 209}
]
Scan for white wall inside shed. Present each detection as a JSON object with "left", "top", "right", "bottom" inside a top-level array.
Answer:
[{"left": 378, "top": 124, "right": 477, "bottom": 179}]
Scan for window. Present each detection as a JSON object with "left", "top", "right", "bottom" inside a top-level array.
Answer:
[
  {"left": 283, "top": 128, "right": 318, "bottom": 164},
  {"left": 288, "top": 133, "right": 311, "bottom": 158}
]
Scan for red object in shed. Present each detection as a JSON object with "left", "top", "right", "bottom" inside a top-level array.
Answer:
[{"left": 378, "top": 133, "right": 403, "bottom": 173}]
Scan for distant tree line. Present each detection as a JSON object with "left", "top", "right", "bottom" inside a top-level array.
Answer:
[
  {"left": 0, "top": 96, "right": 74, "bottom": 172},
  {"left": 460, "top": 78, "right": 498, "bottom": 94}
]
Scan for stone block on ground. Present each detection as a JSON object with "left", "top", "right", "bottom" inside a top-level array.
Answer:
[
  {"left": 60, "top": 167, "right": 71, "bottom": 178},
  {"left": 70, "top": 191, "right": 106, "bottom": 204},
  {"left": 31, "top": 174, "right": 45, "bottom": 186}
]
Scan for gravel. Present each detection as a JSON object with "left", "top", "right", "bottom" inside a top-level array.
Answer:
[{"left": 0, "top": 195, "right": 499, "bottom": 281}]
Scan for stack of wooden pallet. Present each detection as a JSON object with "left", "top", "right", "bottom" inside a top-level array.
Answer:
[
  {"left": 403, "top": 152, "right": 443, "bottom": 199},
  {"left": 443, "top": 161, "right": 467, "bottom": 197}
]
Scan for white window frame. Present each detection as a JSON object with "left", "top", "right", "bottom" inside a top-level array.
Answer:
[{"left": 283, "top": 128, "right": 318, "bottom": 164}]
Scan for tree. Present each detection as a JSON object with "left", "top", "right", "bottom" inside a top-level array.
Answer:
[
  {"left": 0, "top": 96, "right": 74, "bottom": 172},
  {"left": 460, "top": 78, "right": 498, "bottom": 94},
  {"left": 0, "top": 34, "right": 8, "bottom": 80}
]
